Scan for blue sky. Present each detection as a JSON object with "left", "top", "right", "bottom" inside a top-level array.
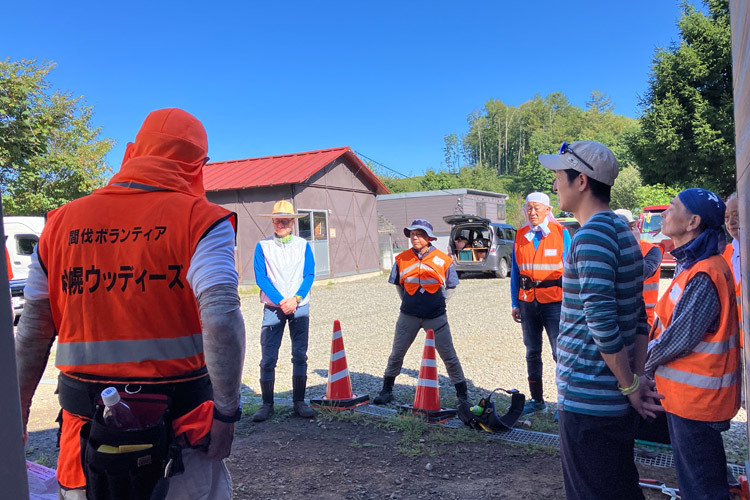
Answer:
[{"left": 5, "top": 1, "right": 684, "bottom": 178}]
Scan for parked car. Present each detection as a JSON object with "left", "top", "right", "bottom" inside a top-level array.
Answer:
[
  {"left": 4, "top": 216, "right": 44, "bottom": 324},
  {"left": 556, "top": 217, "right": 581, "bottom": 238},
  {"left": 638, "top": 205, "right": 675, "bottom": 270},
  {"left": 443, "top": 214, "right": 515, "bottom": 279}
]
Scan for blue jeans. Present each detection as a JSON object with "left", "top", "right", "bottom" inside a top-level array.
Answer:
[
  {"left": 559, "top": 409, "right": 644, "bottom": 500},
  {"left": 667, "top": 412, "right": 731, "bottom": 500},
  {"left": 518, "top": 299, "right": 560, "bottom": 401},
  {"left": 259, "top": 304, "right": 309, "bottom": 382}
]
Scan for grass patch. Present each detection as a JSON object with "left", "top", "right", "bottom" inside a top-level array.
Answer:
[
  {"left": 512, "top": 441, "right": 559, "bottom": 457},
  {"left": 314, "top": 407, "right": 368, "bottom": 424},
  {"left": 238, "top": 285, "right": 260, "bottom": 295},
  {"left": 350, "top": 440, "right": 379, "bottom": 449}
]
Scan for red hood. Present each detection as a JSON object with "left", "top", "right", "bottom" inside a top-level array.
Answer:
[{"left": 108, "top": 108, "right": 208, "bottom": 197}]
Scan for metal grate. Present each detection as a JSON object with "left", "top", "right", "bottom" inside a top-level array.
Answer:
[{"left": 240, "top": 396, "right": 746, "bottom": 478}]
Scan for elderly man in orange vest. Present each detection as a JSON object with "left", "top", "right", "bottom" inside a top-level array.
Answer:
[
  {"left": 645, "top": 188, "right": 740, "bottom": 499},
  {"left": 510, "top": 192, "right": 571, "bottom": 415},
  {"left": 615, "top": 209, "right": 663, "bottom": 328},
  {"left": 372, "top": 219, "right": 469, "bottom": 409},
  {"left": 14, "top": 109, "right": 245, "bottom": 499},
  {"left": 723, "top": 192, "right": 742, "bottom": 337}
]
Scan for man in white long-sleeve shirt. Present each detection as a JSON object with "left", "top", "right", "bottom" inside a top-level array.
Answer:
[
  {"left": 252, "top": 200, "right": 316, "bottom": 422},
  {"left": 15, "top": 108, "right": 245, "bottom": 500}
]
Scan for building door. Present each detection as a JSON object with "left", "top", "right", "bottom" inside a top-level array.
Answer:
[{"left": 298, "top": 210, "right": 330, "bottom": 276}]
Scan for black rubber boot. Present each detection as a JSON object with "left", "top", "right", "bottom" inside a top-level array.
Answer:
[
  {"left": 373, "top": 376, "right": 396, "bottom": 405},
  {"left": 292, "top": 376, "right": 315, "bottom": 418},
  {"left": 455, "top": 381, "right": 469, "bottom": 405},
  {"left": 252, "top": 380, "right": 275, "bottom": 422}
]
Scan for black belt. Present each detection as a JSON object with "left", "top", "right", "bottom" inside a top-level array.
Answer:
[
  {"left": 58, "top": 369, "right": 213, "bottom": 420},
  {"left": 519, "top": 276, "right": 562, "bottom": 291}
]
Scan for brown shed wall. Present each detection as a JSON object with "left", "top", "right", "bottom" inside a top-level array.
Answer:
[{"left": 206, "top": 157, "right": 380, "bottom": 284}]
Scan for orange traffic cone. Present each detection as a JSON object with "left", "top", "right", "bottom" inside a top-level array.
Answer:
[
  {"left": 310, "top": 320, "right": 370, "bottom": 410},
  {"left": 398, "top": 329, "right": 456, "bottom": 422}
]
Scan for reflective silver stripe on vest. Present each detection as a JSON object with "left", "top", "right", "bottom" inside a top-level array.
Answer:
[
  {"left": 419, "top": 278, "right": 441, "bottom": 285},
  {"left": 655, "top": 365, "right": 740, "bottom": 389},
  {"left": 643, "top": 283, "right": 660, "bottom": 291},
  {"left": 517, "top": 263, "right": 562, "bottom": 271},
  {"left": 419, "top": 264, "right": 446, "bottom": 285},
  {"left": 56, "top": 334, "right": 203, "bottom": 366},
  {"left": 403, "top": 277, "right": 421, "bottom": 283},
  {"left": 692, "top": 334, "right": 739, "bottom": 354},
  {"left": 401, "top": 263, "right": 420, "bottom": 275},
  {"left": 645, "top": 303, "right": 656, "bottom": 309}
]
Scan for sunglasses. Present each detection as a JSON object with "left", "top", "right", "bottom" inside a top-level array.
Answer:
[{"left": 559, "top": 142, "right": 595, "bottom": 171}]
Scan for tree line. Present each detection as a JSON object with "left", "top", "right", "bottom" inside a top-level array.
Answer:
[{"left": 377, "top": 0, "right": 735, "bottom": 215}]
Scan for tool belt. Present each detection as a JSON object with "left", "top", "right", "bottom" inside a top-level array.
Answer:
[
  {"left": 58, "top": 370, "right": 212, "bottom": 500},
  {"left": 519, "top": 275, "right": 562, "bottom": 291}
]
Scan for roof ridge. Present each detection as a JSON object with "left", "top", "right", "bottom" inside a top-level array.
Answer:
[{"left": 206, "top": 146, "right": 350, "bottom": 166}]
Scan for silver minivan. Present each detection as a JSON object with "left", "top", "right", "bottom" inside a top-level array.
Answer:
[{"left": 444, "top": 215, "right": 515, "bottom": 279}]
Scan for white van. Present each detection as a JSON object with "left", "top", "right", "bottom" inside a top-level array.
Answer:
[
  {"left": 5, "top": 216, "right": 44, "bottom": 280},
  {"left": 5, "top": 217, "right": 44, "bottom": 323}
]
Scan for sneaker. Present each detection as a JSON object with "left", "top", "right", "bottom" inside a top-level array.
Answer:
[
  {"left": 553, "top": 409, "right": 559, "bottom": 422},
  {"left": 522, "top": 399, "right": 547, "bottom": 415}
]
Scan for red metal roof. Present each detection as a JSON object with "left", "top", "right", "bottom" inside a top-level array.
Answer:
[{"left": 203, "top": 146, "right": 390, "bottom": 195}]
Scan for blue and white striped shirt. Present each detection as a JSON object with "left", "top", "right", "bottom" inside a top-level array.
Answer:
[{"left": 556, "top": 211, "right": 648, "bottom": 417}]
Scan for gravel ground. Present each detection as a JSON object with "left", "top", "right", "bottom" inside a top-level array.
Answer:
[{"left": 239, "top": 272, "right": 749, "bottom": 463}]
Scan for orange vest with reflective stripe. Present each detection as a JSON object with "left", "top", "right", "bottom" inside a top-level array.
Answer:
[
  {"left": 640, "top": 240, "right": 661, "bottom": 327},
  {"left": 396, "top": 247, "right": 452, "bottom": 295},
  {"left": 39, "top": 185, "right": 236, "bottom": 383},
  {"left": 651, "top": 255, "right": 740, "bottom": 421},
  {"left": 722, "top": 244, "right": 743, "bottom": 344},
  {"left": 514, "top": 223, "right": 564, "bottom": 303}
]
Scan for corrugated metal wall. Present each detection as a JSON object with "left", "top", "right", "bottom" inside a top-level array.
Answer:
[
  {"left": 729, "top": 0, "right": 749, "bottom": 453},
  {"left": 377, "top": 192, "right": 507, "bottom": 249}
]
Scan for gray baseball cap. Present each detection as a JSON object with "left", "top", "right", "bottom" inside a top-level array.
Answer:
[{"left": 538, "top": 140, "right": 619, "bottom": 186}]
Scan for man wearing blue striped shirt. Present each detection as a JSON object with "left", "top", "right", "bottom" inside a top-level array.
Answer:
[{"left": 540, "top": 141, "right": 664, "bottom": 499}]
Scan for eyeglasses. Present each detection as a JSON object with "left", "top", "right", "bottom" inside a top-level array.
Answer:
[
  {"left": 272, "top": 219, "right": 294, "bottom": 226},
  {"left": 559, "top": 142, "right": 595, "bottom": 171}
]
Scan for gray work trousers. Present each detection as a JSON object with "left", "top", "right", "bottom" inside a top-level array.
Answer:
[{"left": 384, "top": 312, "right": 465, "bottom": 385}]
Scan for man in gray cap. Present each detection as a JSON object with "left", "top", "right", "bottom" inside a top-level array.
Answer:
[
  {"left": 372, "top": 219, "right": 469, "bottom": 409},
  {"left": 540, "top": 141, "right": 663, "bottom": 499}
]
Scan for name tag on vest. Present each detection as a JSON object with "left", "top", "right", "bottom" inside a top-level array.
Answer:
[
  {"left": 544, "top": 249, "right": 557, "bottom": 257},
  {"left": 432, "top": 256, "right": 445, "bottom": 266}
]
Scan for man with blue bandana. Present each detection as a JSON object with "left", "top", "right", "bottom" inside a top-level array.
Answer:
[{"left": 646, "top": 188, "right": 740, "bottom": 499}]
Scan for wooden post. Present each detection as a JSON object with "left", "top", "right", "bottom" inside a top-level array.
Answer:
[{"left": 0, "top": 199, "right": 30, "bottom": 498}]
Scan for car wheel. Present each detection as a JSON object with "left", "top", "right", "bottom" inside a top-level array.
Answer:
[
  {"left": 456, "top": 271, "right": 465, "bottom": 279},
  {"left": 494, "top": 258, "right": 509, "bottom": 279}
]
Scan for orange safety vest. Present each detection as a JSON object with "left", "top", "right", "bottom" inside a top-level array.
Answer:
[
  {"left": 39, "top": 185, "right": 236, "bottom": 489},
  {"left": 722, "top": 244, "right": 743, "bottom": 344},
  {"left": 5, "top": 246, "right": 13, "bottom": 280},
  {"left": 514, "top": 223, "right": 565, "bottom": 303},
  {"left": 651, "top": 255, "right": 740, "bottom": 422},
  {"left": 640, "top": 240, "right": 661, "bottom": 327},
  {"left": 396, "top": 247, "right": 452, "bottom": 295}
]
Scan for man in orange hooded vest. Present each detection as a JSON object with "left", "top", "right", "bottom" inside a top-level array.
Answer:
[
  {"left": 645, "top": 188, "right": 740, "bottom": 499},
  {"left": 14, "top": 108, "right": 245, "bottom": 499}
]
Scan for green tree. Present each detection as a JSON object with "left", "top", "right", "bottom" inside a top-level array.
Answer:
[
  {"left": 610, "top": 166, "right": 642, "bottom": 210},
  {"left": 629, "top": 0, "right": 735, "bottom": 196},
  {"left": 1, "top": 59, "right": 113, "bottom": 215},
  {"left": 636, "top": 184, "right": 681, "bottom": 209}
]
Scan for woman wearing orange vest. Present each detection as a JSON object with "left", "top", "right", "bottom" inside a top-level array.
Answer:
[
  {"left": 645, "top": 188, "right": 740, "bottom": 499},
  {"left": 14, "top": 109, "right": 245, "bottom": 500},
  {"left": 615, "top": 209, "right": 663, "bottom": 328},
  {"left": 722, "top": 192, "right": 742, "bottom": 339},
  {"left": 372, "top": 219, "right": 470, "bottom": 409}
]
